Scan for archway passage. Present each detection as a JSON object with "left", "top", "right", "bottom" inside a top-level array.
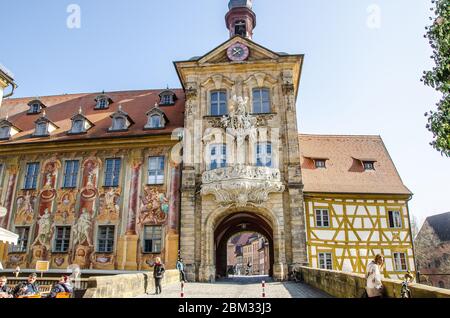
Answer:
[{"left": 215, "top": 212, "right": 274, "bottom": 279}]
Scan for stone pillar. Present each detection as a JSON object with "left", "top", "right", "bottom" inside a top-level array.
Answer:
[
  {"left": 180, "top": 167, "right": 197, "bottom": 281},
  {"left": 117, "top": 151, "right": 142, "bottom": 270},
  {"left": 0, "top": 158, "right": 19, "bottom": 229},
  {"left": 164, "top": 162, "right": 181, "bottom": 269}
]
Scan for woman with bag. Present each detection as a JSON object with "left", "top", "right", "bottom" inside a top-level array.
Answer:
[{"left": 365, "top": 254, "right": 385, "bottom": 298}]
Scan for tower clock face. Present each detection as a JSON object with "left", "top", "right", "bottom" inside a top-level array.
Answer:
[{"left": 227, "top": 43, "right": 250, "bottom": 61}]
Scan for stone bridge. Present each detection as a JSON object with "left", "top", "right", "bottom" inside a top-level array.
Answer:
[{"left": 80, "top": 267, "right": 450, "bottom": 298}]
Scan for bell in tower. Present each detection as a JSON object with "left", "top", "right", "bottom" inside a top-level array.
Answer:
[{"left": 225, "top": 0, "right": 257, "bottom": 39}]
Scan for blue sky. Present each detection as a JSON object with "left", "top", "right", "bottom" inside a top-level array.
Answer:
[{"left": 1, "top": 0, "right": 449, "bottom": 227}]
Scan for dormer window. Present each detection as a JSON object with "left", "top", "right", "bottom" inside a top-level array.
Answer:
[
  {"left": 33, "top": 113, "right": 58, "bottom": 137},
  {"left": 0, "top": 119, "right": 21, "bottom": 140},
  {"left": 108, "top": 105, "right": 133, "bottom": 132},
  {"left": 315, "top": 160, "right": 326, "bottom": 169},
  {"left": 159, "top": 90, "right": 177, "bottom": 106},
  {"left": 35, "top": 122, "right": 49, "bottom": 136},
  {"left": 145, "top": 104, "right": 167, "bottom": 130},
  {"left": 94, "top": 94, "right": 113, "bottom": 110},
  {"left": 27, "top": 100, "right": 46, "bottom": 115},
  {"left": 0, "top": 125, "right": 11, "bottom": 139},
  {"left": 363, "top": 161, "right": 375, "bottom": 171},
  {"left": 68, "top": 111, "right": 93, "bottom": 135}
]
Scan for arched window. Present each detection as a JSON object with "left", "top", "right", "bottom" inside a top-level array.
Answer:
[
  {"left": 256, "top": 142, "right": 272, "bottom": 167},
  {"left": 235, "top": 20, "right": 247, "bottom": 37},
  {"left": 252, "top": 88, "right": 271, "bottom": 113},
  {"left": 210, "top": 91, "right": 228, "bottom": 116}
]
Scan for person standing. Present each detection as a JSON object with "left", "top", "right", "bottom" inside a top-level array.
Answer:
[
  {"left": 13, "top": 273, "right": 40, "bottom": 298},
  {"left": 176, "top": 258, "right": 187, "bottom": 283},
  {"left": 153, "top": 257, "right": 165, "bottom": 295},
  {"left": 0, "top": 276, "right": 13, "bottom": 298},
  {"left": 366, "top": 254, "right": 385, "bottom": 298}
]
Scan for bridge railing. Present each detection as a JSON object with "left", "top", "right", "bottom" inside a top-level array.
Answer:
[{"left": 298, "top": 266, "right": 450, "bottom": 298}]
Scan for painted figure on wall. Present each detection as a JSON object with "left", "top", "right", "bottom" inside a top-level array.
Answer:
[
  {"left": 138, "top": 187, "right": 169, "bottom": 225},
  {"left": 32, "top": 209, "right": 53, "bottom": 248},
  {"left": 54, "top": 190, "right": 77, "bottom": 224},
  {"left": 14, "top": 191, "right": 37, "bottom": 224},
  {"left": 72, "top": 208, "right": 93, "bottom": 248},
  {"left": 98, "top": 188, "right": 121, "bottom": 222}
]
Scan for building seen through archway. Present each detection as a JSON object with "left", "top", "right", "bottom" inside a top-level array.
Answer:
[{"left": 227, "top": 232, "right": 270, "bottom": 277}]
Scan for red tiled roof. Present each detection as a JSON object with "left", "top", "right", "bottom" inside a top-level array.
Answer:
[
  {"left": 0, "top": 89, "right": 185, "bottom": 145},
  {"left": 299, "top": 134, "right": 412, "bottom": 195}
]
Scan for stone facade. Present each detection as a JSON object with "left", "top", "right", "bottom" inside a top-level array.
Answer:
[{"left": 415, "top": 212, "right": 450, "bottom": 289}]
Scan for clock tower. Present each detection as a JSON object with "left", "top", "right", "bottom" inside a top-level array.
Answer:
[{"left": 225, "top": 0, "right": 256, "bottom": 39}]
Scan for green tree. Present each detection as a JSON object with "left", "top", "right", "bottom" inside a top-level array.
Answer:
[{"left": 422, "top": 0, "right": 450, "bottom": 157}]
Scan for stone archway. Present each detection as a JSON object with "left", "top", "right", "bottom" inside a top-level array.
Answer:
[
  {"left": 199, "top": 206, "right": 287, "bottom": 282},
  {"left": 214, "top": 212, "right": 274, "bottom": 279}
]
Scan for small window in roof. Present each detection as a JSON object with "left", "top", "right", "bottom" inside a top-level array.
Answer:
[
  {"left": 94, "top": 94, "right": 113, "bottom": 110},
  {"left": 363, "top": 161, "right": 375, "bottom": 171},
  {"left": 315, "top": 160, "right": 326, "bottom": 169},
  {"left": 159, "top": 90, "right": 177, "bottom": 106},
  {"left": 27, "top": 100, "right": 46, "bottom": 114},
  {"left": 0, "top": 125, "right": 11, "bottom": 139}
]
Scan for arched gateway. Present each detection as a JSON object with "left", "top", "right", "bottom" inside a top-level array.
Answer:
[{"left": 214, "top": 212, "right": 274, "bottom": 278}]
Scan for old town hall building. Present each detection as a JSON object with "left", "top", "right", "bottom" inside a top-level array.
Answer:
[{"left": 0, "top": 1, "right": 415, "bottom": 281}]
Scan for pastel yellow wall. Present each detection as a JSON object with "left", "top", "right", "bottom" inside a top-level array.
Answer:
[{"left": 304, "top": 194, "right": 415, "bottom": 280}]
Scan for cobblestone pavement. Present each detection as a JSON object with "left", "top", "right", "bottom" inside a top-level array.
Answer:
[{"left": 137, "top": 276, "right": 331, "bottom": 298}]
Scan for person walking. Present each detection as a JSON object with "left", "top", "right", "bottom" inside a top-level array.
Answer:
[
  {"left": 365, "top": 254, "right": 385, "bottom": 298},
  {"left": 47, "top": 275, "right": 73, "bottom": 298},
  {"left": 176, "top": 257, "right": 187, "bottom": 283},
  {"left": 153, "top": 257, "right": 165, "bottom": 295}
]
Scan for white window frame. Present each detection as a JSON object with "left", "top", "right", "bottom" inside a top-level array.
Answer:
[
  {"left": 148, "top": 156, "right": 165, "bottom": 185},
  {"left": 315, "top": 160, "right": 326, "bottom": 169},
  {"left": 96, "top": 98, "right": 108, "bottom": 109},
  {"left": 318, "top": 252, "right": 333, "bottom": 270},
  {"left": 393, "top": 252, "right": 408, "bottom": 271},
  {"left": 0, "top": 125, "right": 11, "bottom": 139},
  {"left": 363, "top": 161, "right": 375, "bottom": 171},
  {"left": 256, "top": 142, "right": 273, "bottom": 168},
  {"left": 142, "top": 225, "right": 163, "bottom": 254},
  {"left": 209, "top": 144, "right": 227, "bottom": 170},
  {"left": 111, "top": 116, "right": 127, "bottom": 131},
  {"left": 388, "top": 210, "right": 403, "bottom": 228},
  {"left": 62, "top": 160, "right": 80, "bottom": 188},
  {"left": 149, "top": 115, "right": 163, "bottom": 129},
  {"left": 11, "top": 227, "right": 30, "bottom": 253},
  {"left": 53, "top": 226, "right": 71, "bottom": 253},
  {"left": 23, "top": 162, "right": 40, "bottom": 190},
  {"left": 96, "top": 225, "right": 115, "bottom": 253},
  {"left": 35, "top": 122, "right": 49, "bottom": 136},
  {"left": 71, "top": 119, "right": 85, "bottom": 134},
  {"left": 252, "top": 88, "right": 271, "bottom": 114},
  {"left": 210, "top": 91, "right": 228, "bottom": 116},
  {"left": 315, "top": 209, "right": 330, "bottom": 228}
]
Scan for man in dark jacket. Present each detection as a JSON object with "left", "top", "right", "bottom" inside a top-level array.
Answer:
[
  {"left": 13, "top": 273, "right": 40, "bottom": 297},
  {"left": 0, "top": 276, "right": 13, "bottom": 298},
  {"left": 47, "top": 275, "right": 73, "bottom": 298},
  {"left": 153, "top": 257, "right": 165, "bottom": 295}
]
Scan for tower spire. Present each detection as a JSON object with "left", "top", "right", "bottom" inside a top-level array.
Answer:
[{"left": 226, "top": 0, "right": 256, "bottom": 39}]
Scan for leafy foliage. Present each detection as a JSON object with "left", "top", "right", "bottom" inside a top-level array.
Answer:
[{"left": 422, "top": 0, "right": 450, "bottom": 157}]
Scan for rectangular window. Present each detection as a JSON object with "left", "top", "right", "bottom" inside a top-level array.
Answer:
[
  {"left": 315, "top": 209, "right": 330, "bottom": 228},
  {"left": 148, "top": 157, "right": 165, "bottom": 185},
  {"left": 143, "top": 226, "right": 163, "bottom": 253},
  {"left": 53, "top": 226, "right": 71, "bottom": 253},
  {"left": 393, "top": 252, "right": 408, "bottom": 271},
  {"left": 23, "top": 162, "right": 40, "bottom": 190},
  {"left": 97, "top": 226, "right": 115, "bottom": 253},
  {"left": 210, "top": 144, "right": 227, "bottom": 170},
  {"left": 210, "top": 91, "right": 228, "bottom": 116},
  {"left": 315, "top": 160, "right": 326, "bottom": 169},
  {"left": 11, "top": 227, "right": 30, "bottom": 253},
  {"left": 63, "top": 160, "right": 79, "bottom": 188},
  {"left": 256, "top": 142, "right": 273, "bottom": 168},
  {"left": 318, "top": 253, "right": 333, "bottom": 270},
  {"left": 363, "top": 161, "right": 375, "bottom": 171},
  {"left": 252, "top": 88, "right": 271, "bottom": 113},
  {"left": 104, "top": 158, "right": 121, "bottom": 187},
  {"left": 388, "top": 210, "right": 402, "bottom": 228}
]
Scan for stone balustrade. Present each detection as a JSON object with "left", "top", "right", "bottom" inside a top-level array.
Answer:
[
  {"left": 299, "top": 266, "right": 450, "bottom": 298},
  {"left": 83, "top": 270, "right": 179, "bottom": 298}
]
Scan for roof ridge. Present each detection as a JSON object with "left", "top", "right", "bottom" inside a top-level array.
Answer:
[
  {"left": 299, "top": 133, "right": 382, "bottom": 139},
  {"left": 4, "top": 88, "right": 184, "bottom": 101}
]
